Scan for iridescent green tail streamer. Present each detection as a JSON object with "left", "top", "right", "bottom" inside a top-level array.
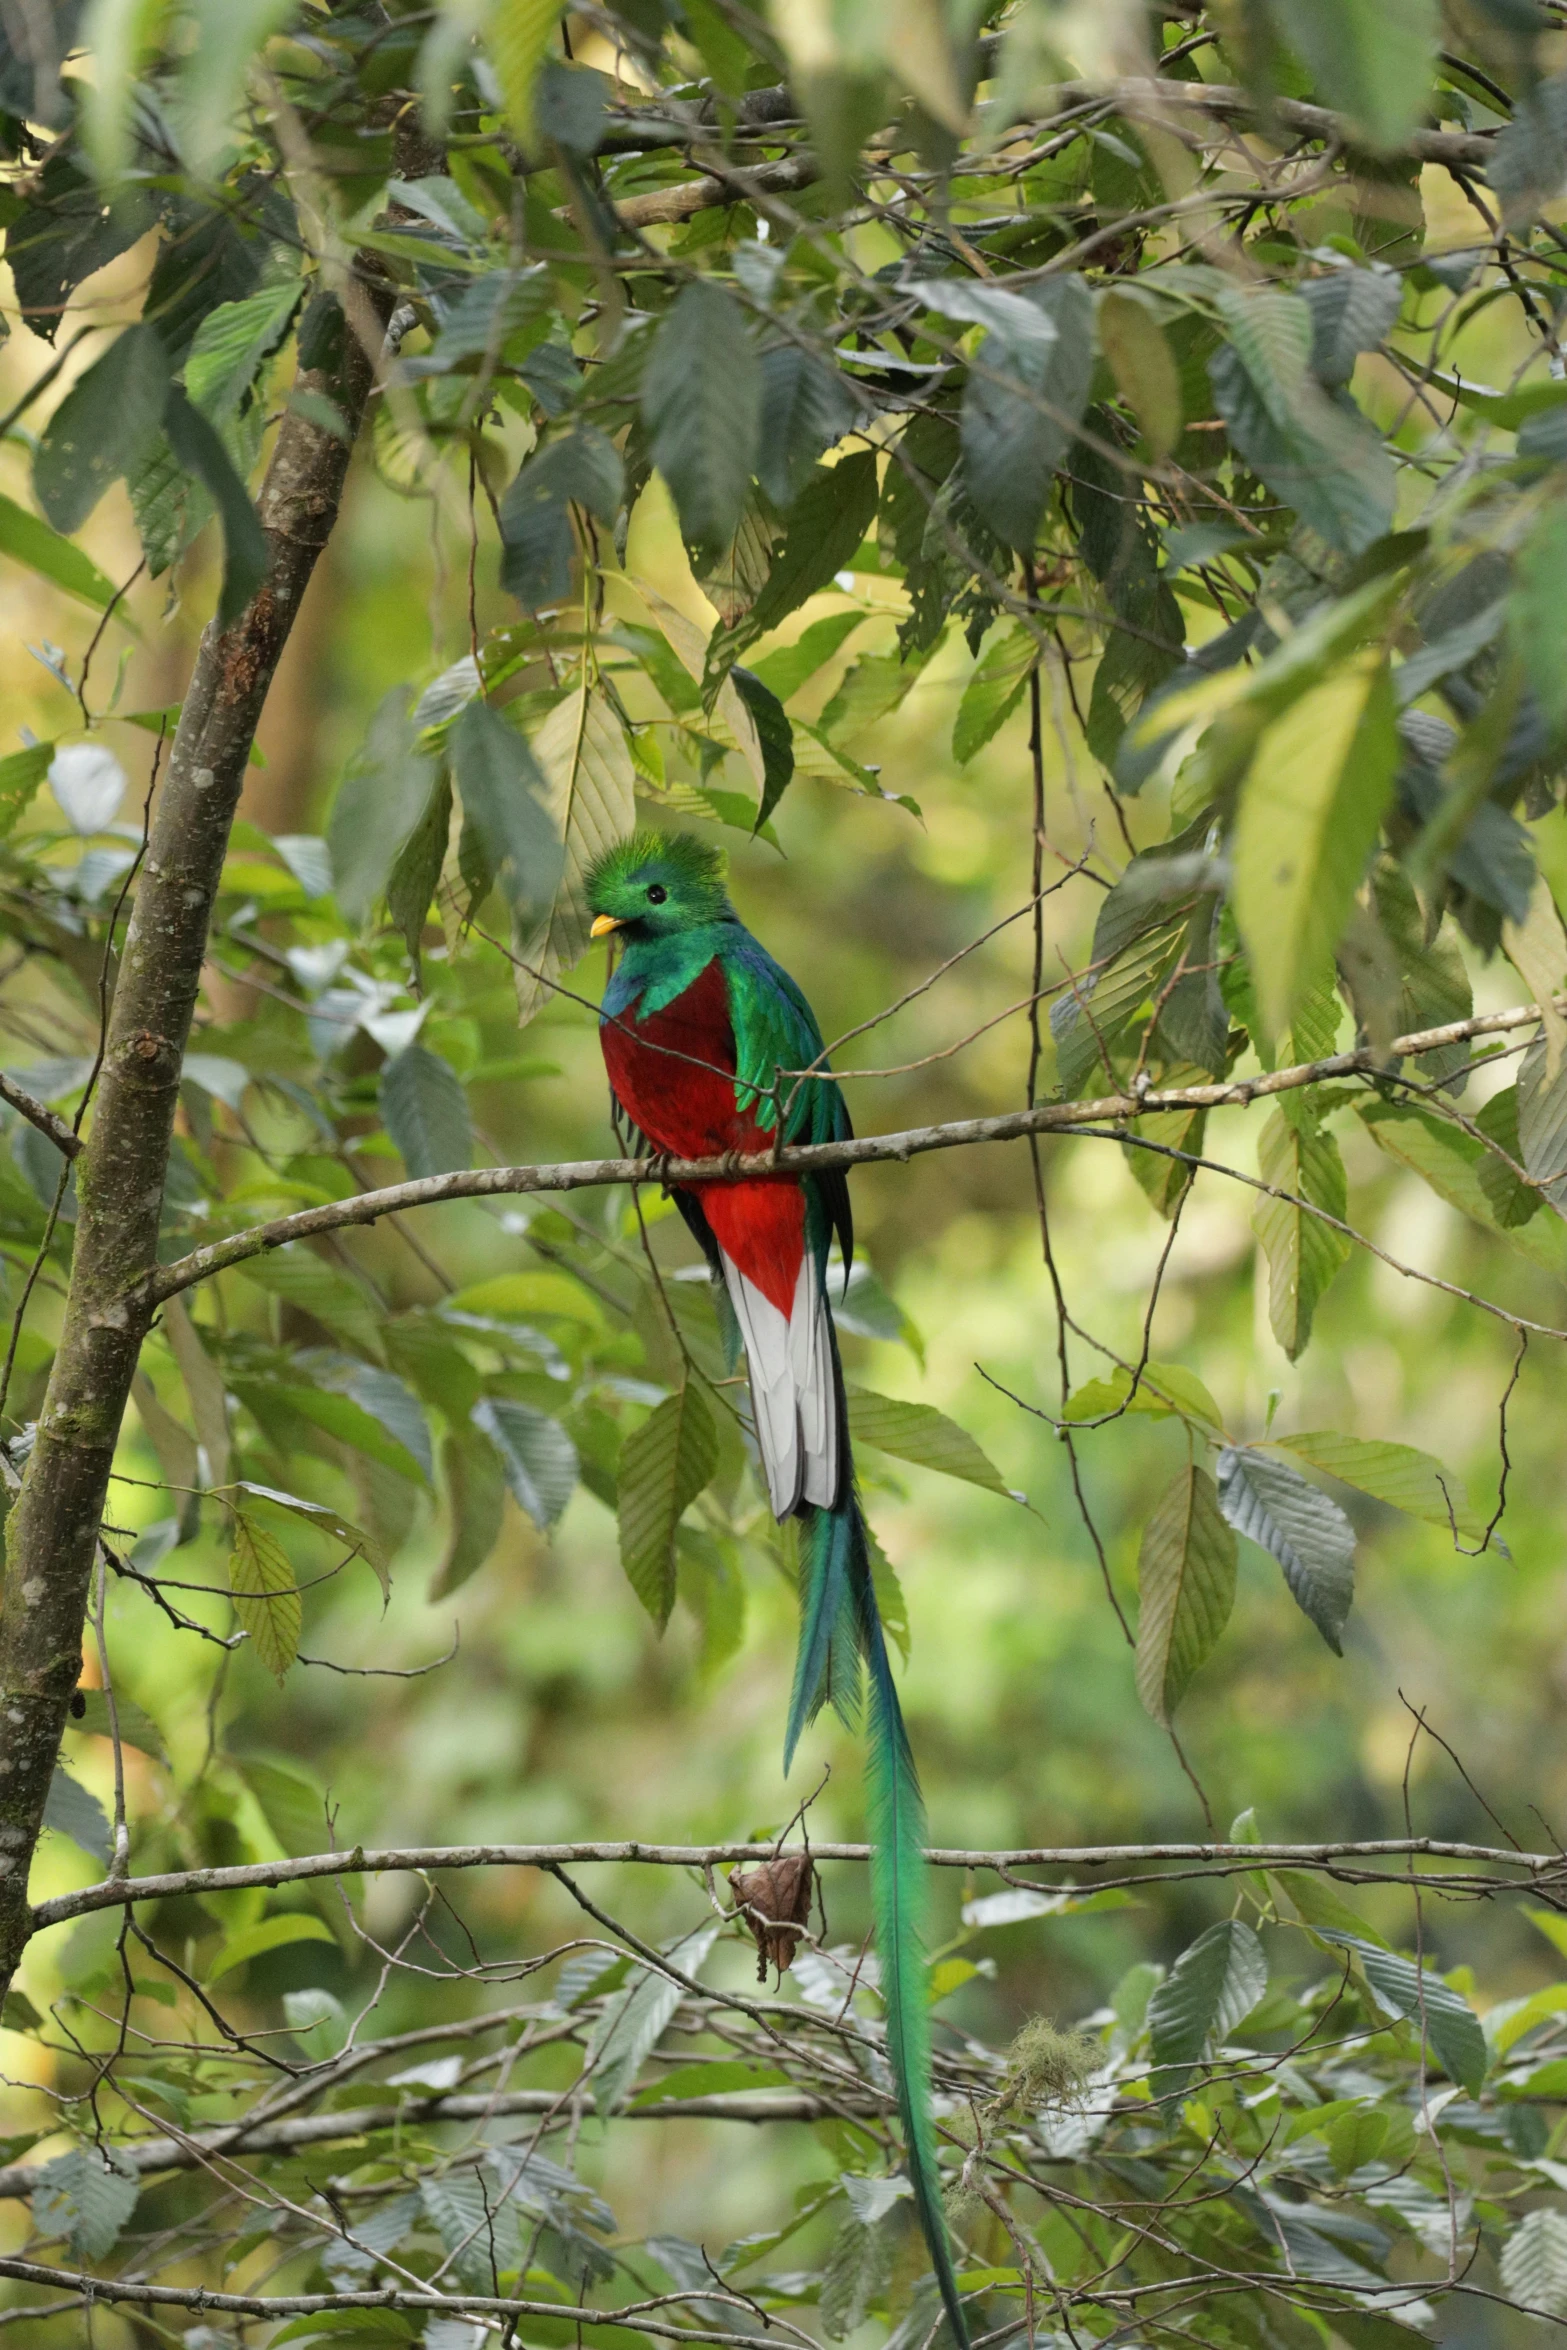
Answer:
[{"left": 787, "top": 1487, "right": 969, "bottom": 2350}]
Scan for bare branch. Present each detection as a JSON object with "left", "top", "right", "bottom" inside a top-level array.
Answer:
[{"left": 0, "top": 1071, "right": 81, "bottom": 1160}]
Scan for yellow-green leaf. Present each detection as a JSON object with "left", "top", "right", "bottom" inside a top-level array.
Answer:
[
  {"left": 207, "top": 1912, "right": 335, "bottom": 1982},
  {"left": 1063, "top": 1362, "right": 1223, "bottom": 1435},
  {"left": 1253, "top": 1112, "right": 1351, "bottom": 1361},
  {"left": 1134, "top": 1464, "right": 1237, "bottom": 1726},
  {"left": 228, "top": 1512, "right": 301, "bottom": 1682},
  {"left": 485, "top": 0, "right": 563, "bottom": 145},
  {"left": 618, "top": 1382, "right": 719, "bottom": 1629},
  {"left": 1265, "top": 1430, "right": 1481, "bottom": 1540},
  {"left": 847, "top": 1388, "right": 1015, "bottom": 1497}
]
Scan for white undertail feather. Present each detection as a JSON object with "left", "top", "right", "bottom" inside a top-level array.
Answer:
[{"left": 721, "top": 1250, "right": 837, "bottom": 1517}]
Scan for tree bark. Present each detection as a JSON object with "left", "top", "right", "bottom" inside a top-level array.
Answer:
[{"left": 0, "top": 304, "right": 387, "bottom": 1998}]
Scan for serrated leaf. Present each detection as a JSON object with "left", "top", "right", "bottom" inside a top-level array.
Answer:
[
  {"left": 954, "top": 625, "right": 1034, "bottom": 763},
  {"left": 1268, "top": 0, "right": 1438, "bottom": 150},
  {"left": 706, "top": 453, "right": 879, "bottom": 675},
  {"left": 486, "top": 0, "right": 564, "bottom": 144},
  {"left": 32, "top": 2145, "right": 139, "bottom": 2261},
  {"left": 328, "top": 687, "right": 441, "bottom": 926},
  {"left": 821, "top": 2208, "right": 895, "bottom": 2339},
  {"left": 643, "top": 280, "right": 760, "bottom": 558},
  {"left": 380, "top": 1043, "right": 472, "bottom": 1180},
  {"left": 228, "top": 1510, "right": 301, "bottom": 1681},
  {"left": 184, "top": 278, "right": 304, "bottom": 421},
  {"left": 499, "top": 425, "right": 624, "bottom": 609},
  {"left": 42, "top": 1765, "right": 110, "bottom": 1863},
  {"left": 1098, "top": 288, "right": 1182, "bottom": 455},
  {"left": 1312, "top": 1930, "right": 1487, "bottom": 2094},
  {"left": 451, "top": 695, "right": 564, "bottom": 931},
  {"left": 1501, "top": 2209, "right": 1567, "bottom": 2319},
  {"left": 846, "top": 1387, "right": 1013, "bottom": 1497},
  {"left": 960, "top": 274, "right": 1093, "bottom": 550},
  {"left": 1356, "top": 1097, "right": 1567, "bottom": 1275},
  {"left": 1134, "top": 1464, "right": 1236, "bottom": 1726},
  {"left": 510, "top": 682, "right": 635, "bottom": 1025},
  {"left": 1253, "top": 1111, "right": 1351, "bottom": 1361},
  {"left": 1218, "top": 1446, "right": 1355, "bottom": 1653},
  {"left": 0, "top": 742, "right": 54, "bottom": 841},
  {"left": 0, "top": 491, "right": 119, "bottom": 611},
  {"left": 588, "top": 1921, "right": 719, "bottom": 2112},
  {"left": 472, "top": 1395, "right": 578, "bottom": 1528},
  {"left": 1233, "top": 655, "right": 1396, "bottom": 1040},
  {"left": 1147, "top": 1918, "right": 1267, "bottom": 2102},
  {"left": 237, "top": 1247, "right": 383, "bottom": 1358},
  {"left": 237, "top": 1479, "right": 389, "bottom": 1596},
  {"left": 1267, "top": 1430, "right": 1480, "bottom": 1541},
  {"left": 431, "top": 1428, "right": 508, "bottom": 1599},
  {"left": 386, "top": 769, "right": 452, "bottom": 966},
  {"left": 618, "top": 1383, "right": 719, "bottom": 1628},
  {"left": 207, "top": 1910, "right": 336, "bottom": 1982},
  {"left": 162, "top": 384, "right": 268, "bottom": 625},
  {"left": 33, "top": 321, "right": 169, "bottom": 533},
  {"left": 1210, "top": 303, "right": 1395, "bottom": 556},
  {"left": 757, "top": 343, "right": 858, "bottom": 509},
  {"left": 729, "top": 666, "right": 794, "bottom": 829}
]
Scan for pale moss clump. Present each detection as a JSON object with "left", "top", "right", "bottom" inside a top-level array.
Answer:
[{"left": 993, "top": 2018, "right": 1099, "bottom": 2114}]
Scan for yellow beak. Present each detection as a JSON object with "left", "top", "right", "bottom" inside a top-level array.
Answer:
[{"left": 590, "top": 913, "right": 624, "bottom": 939}]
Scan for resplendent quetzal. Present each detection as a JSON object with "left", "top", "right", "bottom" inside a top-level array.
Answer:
[{"left": 586, "top": 830, "right": 966, "bottom": 2344}]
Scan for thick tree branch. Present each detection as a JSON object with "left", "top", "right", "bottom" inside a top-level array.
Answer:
[{"left": 145, "top": 998, "right": 1554, "bottom": 1307}]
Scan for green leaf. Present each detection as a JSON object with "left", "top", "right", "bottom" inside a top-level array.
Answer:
[
  {"left": 380, "top": 1043, "right": 472, "bottom": 1180},
  {"left": 0, "top": 492, "right": 120, "bottom": 611},
  {"left": 1267, "top": 0, "right": 1438, "bottom": 151},
  {"left": 33, "top": 321, "right": 170, "bottom": 533},
  {"left": 959, "top": 275, "right": 1094, "bottom": 551},
  {"left": 71, "top": 1687, "right": 167, "bottom": 1760},
  {"left": 499, "top": 425, "right": 624, "bottom": 608},
  {"left": 750, "top": 611, "right": 865, "bottom": 703},
  {"left": 757, "top": 343, "right": 858, "bottom": 509},
  {"left": 1210, "top": 294, "right": 1395, "bottom": 555},
  {"left": 237, "top": 1247, "right": 383, "bottom": 1358},
  {"left": 451, "top": 695, "right": 563, "bottom": 930},
  {"left": 0, "top": 743, "right": 55, "bottom": 841},
  {"left": 1501, "top": 2209, "right": 1567, "bottom": 2320},
  {"left": 1518, "top": 1033, "right": 1567, "bottom": 1216},
  {"left": 822, "top": 2205, "right": 896, "bottom": 2339},
  {"left": 1267, "top": 1430, "right": 1481, "bottom": 1541},
  {"left": 1216, "top": 1445, "right": 1355, "bottom": 1654},
  {"left": 730, "top": 666, "right": 794, "bottom": 829},
  {"left": 1253, "top": 1111, "right": 1352, "bottom": 1361},
  {"left": 207, "top": 1910, "right": 336, "bottom": 1982},
  {"left": 328, "top": 687, "right": 441, "bottom": 926},
  {"left": 242, "top": 1757, "right": 328, "bottom": 1857},
  {"left": 172, "top": 0, "right": 303, "bottom": 169},
  {"left": 472, "top": 1395, "right": 579, "bottom": 1528},
  {"left": 510, "top": 682, "right": 635, "bottom": 1025},
  {"left": 709, "top": 453, "right": 879, "bottom": 675},
  {"left": 1233, "top": 655, "right": 1396, "bottom": 1040},
  {"left": 386, "top": 768, "right": 452, "bottom": 966},
  {"left": 954, "top": 626, "right": 1034, "bottom": 763},
  {"left": 162, "top": 383, "right": 269, "bottom": 625},
  {"left": 847, "top": 1386, "right": 1014, "bottom": 1497},
  {"left": 236, "top": 1479, "right": 388, "bottom": 1596},
  {"left": 1098, "top": 288, "right": 1182, "bottom": 455},
  {"left": 1356, "top": 1097, "right": 1567, "bottom": 1275},
  {"left": 228, "top": 1511, "right": 301, "bottom": 1681},
  {"left": 1063, "top": 1361, "right": 1223, "bottom": 1433},
  {"left": 32, "top": 2145, "right": 139, "bottom": 2261},
  {"left": 432, "top": 1428, "right": 509, "bottom": 1598},
  {"left": 643, "top": 280, "right": 760, "bottom": 559},
  {"left": 588, "top": 1921, "right": 719, "bottom": 2112},
  {"left": 617, "top": 1382, "right": 719, "bottom": 1628},
  {"left": 1147, "top": 1918, "right": 1267, "bottom": 2102},
  {"left": 42, "top": 1765, "right": 110, "bottom": 1863},
  {"left": 486, "top": 0, "right": 564, "bottom": 144},
  {"left": 184, "top": 278, "right": 305, "bottom": 421},
  {"left": 1312, "top": 1930, "right": 1487, "bottom": 2094},
  {"left": 1134, "top": 1464, "right": 1237, "bottom": 1726}
]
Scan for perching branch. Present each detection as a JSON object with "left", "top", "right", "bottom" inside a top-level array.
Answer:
[
  {"left": 144, "top": 996, "right": 1558, "bottom": 1308},
  {"left": 0, "top": 1072, "right": 80, "bottom": 1160}
]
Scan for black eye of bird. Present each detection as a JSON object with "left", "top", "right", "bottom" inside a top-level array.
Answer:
[{"left": 646, "top": 883, "right": 667, "bottom": 904}]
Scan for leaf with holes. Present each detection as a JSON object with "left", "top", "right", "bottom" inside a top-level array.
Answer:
[
  {"left": 618, "top": 1382, "right": 719, "bottom": 1628},
  {"left": 472, "top": 1396, "right": 578, "bottom": 1529},
  {"left": 1253, "top": 1112, "right": 1352, "bottom": 1361},
  {"left": 511, "top": 683, "right": 635, "bottom": 1025},
  {"left": 228, "top": 1511, "right": 302, "bottom": 1681},
  {"left": 1266, "top": 1431, "right": 1481, "bottom": 1542},
  {"left": 1218, "top": 1446, "right": 1355, "bottom": 1653},
  {"left": 380, "top": 1044, "right": 472, "bottom": 1180},
  {"left": 1147, "top": 1919, "right": 1267, "bottom": 2103},
  {"left": 1134, "top": 1464, "right": 1236, "bottom": 1726},
  {"left": 847, "top": 1388, "right": 1014, "bottom": 1498},
  {"left": 643, "top": 280, "right": 760, "bottom": 559}
]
